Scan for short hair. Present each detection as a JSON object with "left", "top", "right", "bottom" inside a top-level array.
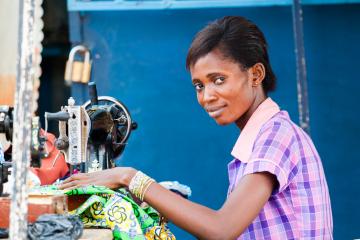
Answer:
[{"left": 186, "top": 16, "right": 276, "bottom": 94}]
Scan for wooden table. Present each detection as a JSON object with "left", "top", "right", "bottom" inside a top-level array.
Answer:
[
  {"left": 0, "top": 194, "right": 113, "bottom": 239},
  {"left": 0, "top": 194, "right": 67, "bottom": 228},
  {"left": 80, "top": 229, "right": 113, "bottom": 240},
  {"left": 2, "top": 228, "right": 113, "bottom": 240}
]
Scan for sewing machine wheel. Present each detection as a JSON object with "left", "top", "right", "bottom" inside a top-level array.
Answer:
[{"left": 83, "top": 96, "right": 135, "bottom": 159}]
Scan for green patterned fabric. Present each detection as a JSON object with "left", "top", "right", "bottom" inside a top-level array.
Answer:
[{"left": 29, "top": 185, "right": 162, "bottom": 240}]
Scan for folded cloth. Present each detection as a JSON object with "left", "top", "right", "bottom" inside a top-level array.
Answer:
[
  {"left": 159, "top": 181, "right": 192, "bottom": 199},
  {"left": 27, "top": 214, "right": 83, "bottom": 240},
  {"left": 29, "top": 185, "right": 176, "bottom": 240},
  {"left": 0, "top": 228, "right": 9, "bottom": 239}
]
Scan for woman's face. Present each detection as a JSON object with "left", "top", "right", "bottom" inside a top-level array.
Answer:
[{"left": 190, "top": 49, "right": 258, "bottom": 127}]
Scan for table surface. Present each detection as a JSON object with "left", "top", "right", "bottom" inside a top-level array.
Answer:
[
  {"left": 80, "top": 229, "right": 113, "bottom": 240},
  {"left": 2, "top": 228, "right": 113, "bottom": 240}
]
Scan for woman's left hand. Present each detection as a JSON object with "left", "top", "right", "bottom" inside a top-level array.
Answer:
[{"left": 58, "top": 167, "right": 136, "bottom": 190}]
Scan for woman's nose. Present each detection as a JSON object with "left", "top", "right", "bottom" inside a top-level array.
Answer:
[{"left": 202, "top": 85, "right": 217, "bottom": 103}]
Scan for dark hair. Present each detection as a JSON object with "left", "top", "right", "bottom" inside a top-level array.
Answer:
[{"left": 186, "top": 16, "right": 276, "bottom": 94}]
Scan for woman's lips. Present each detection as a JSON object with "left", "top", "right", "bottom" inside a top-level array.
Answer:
[{"left": 206, "top": 106, "right": 225, "bottom": 118}]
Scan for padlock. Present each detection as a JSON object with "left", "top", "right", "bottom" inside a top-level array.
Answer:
[{"left": 64, "top": 45, "right": 92, "bottom": 85}]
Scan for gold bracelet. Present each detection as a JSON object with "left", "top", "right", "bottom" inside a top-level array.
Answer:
[
  {"left": 129, "top": 171, "right": 155, "bottom": 201},
  {"left": 128, "top": 171, "right": 142, "bottom": 198},
  {"left": 140, "top": 178, "right": 154, "bottom": 201}
]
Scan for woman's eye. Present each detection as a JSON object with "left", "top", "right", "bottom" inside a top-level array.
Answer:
[
  {"left": 193, "top": 83, "right": 204, "bottom": 91},
  {"left": 214, "top": 77, "right": 225, "bottom": 85}
]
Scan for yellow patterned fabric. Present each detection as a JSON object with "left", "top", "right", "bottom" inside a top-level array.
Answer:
[
  {"left": 29, "top": 185, "right": 176, "bottom": 240},
  {"left": 145, "top": 223, "right": 176, "bottom": 240}
]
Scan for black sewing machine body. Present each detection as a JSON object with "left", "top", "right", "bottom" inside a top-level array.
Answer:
[
  {"left": 45, "top": 82, "right": 136, "bottom": 174},
  {"left": 0, "top": 82, "right": 136, "bottom": 195}
]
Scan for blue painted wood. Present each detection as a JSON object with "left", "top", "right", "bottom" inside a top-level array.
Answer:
[
  {"left": 67, "top": 0, "right": 360, "bottom": 11},
  {"left": 68, "top": 4, "right": 360, "bottom": 239}
]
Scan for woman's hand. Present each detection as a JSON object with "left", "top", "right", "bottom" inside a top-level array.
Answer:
[{"left": 58, "top": 167, "right": 137, "bottom": 190}]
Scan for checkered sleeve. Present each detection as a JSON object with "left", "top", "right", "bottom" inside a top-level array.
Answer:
[{"left": 243, "top": 120, "right": 299, "bottom": 193}]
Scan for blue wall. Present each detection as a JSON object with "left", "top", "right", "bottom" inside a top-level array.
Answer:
[{"left": 68, "top": 4, "right": 360, "bottom": 239}]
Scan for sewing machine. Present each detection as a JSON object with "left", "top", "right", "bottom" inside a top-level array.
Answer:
[
  {"left": 0, "top": 106, "right": 46, "bottom": 196},
  {"left": 0, "top": 82, "right": 136, "bottom": 196},
  {"left": 45, "top": 82, "right": 137, "bottom": 174}
]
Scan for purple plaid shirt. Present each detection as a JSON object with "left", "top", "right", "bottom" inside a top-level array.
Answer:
[{"left": 228, "top": 98, "right": 333, "bottom": 239}]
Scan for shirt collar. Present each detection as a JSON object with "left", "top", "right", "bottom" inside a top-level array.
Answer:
[{"left": 231, "top": 97, "right": 280, "bottom": 163}]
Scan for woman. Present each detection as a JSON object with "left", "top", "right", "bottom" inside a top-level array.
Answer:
[{"left": 60, "top": 16, "right": 333, "bottom": 239}]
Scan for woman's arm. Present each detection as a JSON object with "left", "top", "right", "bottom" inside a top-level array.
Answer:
[
  {"left": 60, "top": 168, "right": 276, "bottom": 240},
  {"left": 145, "top": 172, "right": 276, "bottom": 239}
]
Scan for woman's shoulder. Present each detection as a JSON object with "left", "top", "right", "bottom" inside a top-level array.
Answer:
[
  {"left": 260, "top": 110, "right": 299, "bottom": 135},
  {"left": 255, "top": 110, "right": 313, "bottom": 150}
]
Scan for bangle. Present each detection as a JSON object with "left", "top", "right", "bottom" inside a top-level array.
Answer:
[
  {"left": 140, "top": 178, "right": 154, "bottom": 201},
  {"left": 129, "top": 171, "right": 155, "bottom": 201}
]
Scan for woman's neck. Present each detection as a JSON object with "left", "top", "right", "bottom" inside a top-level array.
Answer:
[{"left": 236, "top": 92, "right": 267, "bottom": 130}]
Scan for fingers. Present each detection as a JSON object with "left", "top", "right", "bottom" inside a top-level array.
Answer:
[
  {"left": 61, "top": 175, "right": 77, "bottom": 184},
  {"left": 61, "top": 176, "right": 73, "bottom": 185},
  {"left": 59, "top": 181, "right": 90, "bottom": 190},
  {"left": 59, "top": 178, "right": 91, "bottom": 190},
  {"left": 58, "top": 168, "right": 122, "bottom": 190},
  {"left": 58, "top": 180, "right": 78, "bottom": 190},
  {"left": 61, "top": 173, "right": 89, "bottom": 184}
]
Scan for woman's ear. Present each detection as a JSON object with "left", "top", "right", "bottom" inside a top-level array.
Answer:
[{"left": 250, "top": 63, "right": 265, "bottom": 87}]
